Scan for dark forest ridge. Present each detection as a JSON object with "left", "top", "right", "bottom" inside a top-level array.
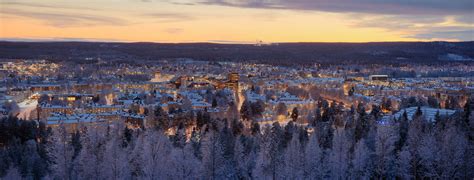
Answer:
[{"left": 1, "top": 41, "right": 473, "bottom": 65}]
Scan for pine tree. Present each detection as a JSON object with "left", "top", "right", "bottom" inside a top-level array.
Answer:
[
  {"left": 396, "top": 146, "right": 412, "bottom": 179},
  {"left": 397, "top": 111, "right": 409, "bottom": 151},
  {"left": 251, "top": 121, "right": 260, "bottom": 135},
  {"left": 370, "top": 104, "right": 381, "bottom": 120},
  {"left": 3, "top": 167, "right": 21, "bottom": 179},
  {"left": 251, "top": 100, "right": 265, "bottom": 118},
  {"left": 76, "top": 126, "right": 106, "bottom": 180},
  {"left": 196, "top": 111, "right": 211, "bottom": 129},
  {"left": 254, "top": 123, "right": 285, "bottom": 179},
  {"left": 212, "top": 98, "right": 218, "bottom": 108},
  {"left": 240, "top": 100, "right": 252, "bottom": 121},
  {"left": 129, "top": 132, "right": 145, "bottom": 178},
  {"left": 189, "top": 128, "right": 202, "bottom": 159},
  {"left": 153, "top": 106, "right": 169, "bottom": 130},
  {"left": 231, "top": 118, "right": 244, "bottom": 135},
  {"left": 406, "top": 113, "right": 425, "bottom": 179},
  {"left": 350, "top": 139, "right": 370, "bottom": 179},
  {"left": 312, "top": 107, "right": 322, "bottom": 127},
  {"left": 413, "top": 106, "right": 423, "bottom": 120},
  {"left": 141, "top": 130, "right": 172, "bottom": 179},
  {"left": 374, "top": 125, "right": 397, "bottom": 178},
  {"left": 122, "top": 126, "right": 133, "bottom": 147},
  {"left": 438, "top": 126, "right": 468, "bottom": 179},
  {"left": 48, "top": 124, "right": 74, "bottom": 180},
  {"left": 355, "top": 105, "right": 369, "bottom": 142},
  {"left": 71, "top": 130, "right": 82, "bottom": 160},
  {"left": 19, "top": 140, "right": 44, "bottom": 179},
  {"left": 172, "top": 123, "right": 186, "bottom": 148},
  {"left": 418, "top": 132, "right": 439, "bottom": 178},
  {"left": 275, "top": 102, "right": 288, "bottom": 116},
  {"left": 284, "top": 121, "right": 296, "bottom": 147},
  {"left": 234, "top": 135, "right": 257, "bottom": 179},
  {"left": 427, "top": 96, "right": 439, "bottom": 108},
  {"left": 201, "top": 130, "right": 227, "bottom": 179},
  {"left": 329, "top": 128, "right": 350, "bottom": 179},
  {"left": 217, "top": 125, "right": 237, "bottom": 179},
  {"left": 169, "top": 142, "right": 202, "bottom": 179},
  {"left": 284, "top": 132, "right": 304, "bottom": 179},
  {"left": 101, "top": 133, "right": 131, "bottom": 179},
  {"left": 304, "top": 133, "right": 323, "bottom": 179},
  {"left": 463, "top": 98, "right": 471, "bottom": 125},
  {"left": 291, "top": 107, "right": 299, "bottom": 122}
]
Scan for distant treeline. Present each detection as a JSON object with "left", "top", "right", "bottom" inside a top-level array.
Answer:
[{"left": 1, "top": 41, "right": 473, "bottom": 65}]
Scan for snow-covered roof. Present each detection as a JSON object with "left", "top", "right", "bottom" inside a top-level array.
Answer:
[
  {"left": 381, "top": 106, "right": 456, "bottom": 122},
  {"left": 47, "top": 113, "right": 104, "bottom": 125}
]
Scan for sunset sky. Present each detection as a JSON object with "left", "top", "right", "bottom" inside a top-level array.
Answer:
[{"left": 1, "top": 0, "right": 473, "bottom": 43}]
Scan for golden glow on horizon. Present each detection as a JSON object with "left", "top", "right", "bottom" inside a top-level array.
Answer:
[{"left": 0, "top": 0, "right": 469, "bottom": 42}]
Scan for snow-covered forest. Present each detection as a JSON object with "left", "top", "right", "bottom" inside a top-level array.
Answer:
[{"left": 0, "top": 101, "right": 473, "bottom": 179}]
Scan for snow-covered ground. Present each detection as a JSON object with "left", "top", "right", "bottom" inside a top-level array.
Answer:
[{"left": 17, "top": 99, "right": 38, "bottom": 120}]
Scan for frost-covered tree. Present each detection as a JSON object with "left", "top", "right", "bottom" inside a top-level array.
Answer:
[
  {"left": 3, "top": 98, "right": 473, "bottom": 180},
  {"left": 350, "top": 139, "right": 371, "bottom": 179},
  {"left": 169, "top": 142, "right": 202, "bottom": 179},
  {"left": 3, "top": 167, "right": 21, "bottom": 179},
  {"left": 201, "top": 130, "right": 227, "bottom": 179},
  {"left": 141, "top": 130, "right": 172, "bottom": 179},
  {"left": 234, "top": 135, "right": 257, "bottom": 179},
  {"left": 396, "top": 111, "right": 409, "bottom": 151},
  {"left": 101, "top": 131, "right": 131, "bottom": 179},
  {"left": 438, "top": 127, "right": 468, "bottom": 179},
  {"left": 254, "top": 123, "right": 285, "bottom": 179},
  {"left": 284, "top": 132, "right": 304, "bottom": 179},
  {"left": 19, "top": 140, "right": 45, "bottom": 179},
  {"left": 304, "top": 132, "right": 323, "bottom": 179},
  {"left": 396, "top": 146, "right": 412, "bottom": 179},
  {"left": 406, "top": 113, "right": 426, "bottom": 179},
  {"left": 418, "top": 131, "right": 439, "bottom": 178},
  {"left": 48, "top": 124, "right": 74, "bottom": 180},
  {"left": 75, "top": 126, "right": 106, "bottom": 180},
  {"left": 217, "top": 125, "right": 237, "bottom": 179},
  {"left": 129, "top": 132, "right": 145, "bottom": 178},
  {"left": 374, "top": 125, "right": 397, "bottom": 178},
  {"left": 329, "top": 128, "right": 350, "bottom": 179}
]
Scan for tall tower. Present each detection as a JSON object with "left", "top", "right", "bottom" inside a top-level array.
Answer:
[{"left": 228, "top": 72, "right": 239, "bottom": 83}]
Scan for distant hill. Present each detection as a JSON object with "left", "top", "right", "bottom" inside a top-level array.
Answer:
[{"left": 1, "top": 41, "right": 473, "bottom": 65}]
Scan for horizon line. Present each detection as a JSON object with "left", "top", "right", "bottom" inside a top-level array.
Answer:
[{"left": 1, "top": 38, "right": 472, "bottom": 45}]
